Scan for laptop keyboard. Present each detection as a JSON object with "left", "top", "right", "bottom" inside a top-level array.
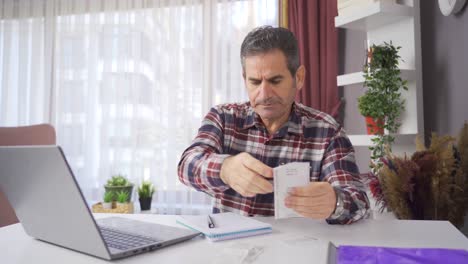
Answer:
[{"left": 99, "top": 227, "right": 160, "bottom": 250}]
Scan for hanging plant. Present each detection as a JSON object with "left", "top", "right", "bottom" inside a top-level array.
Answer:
[{"left": 357, "top": 41, "right": 408, "bottom": 173}]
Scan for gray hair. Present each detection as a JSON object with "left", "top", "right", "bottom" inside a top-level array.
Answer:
[{"left": 240, "top": 26, "right": 300, "bottom": 76}]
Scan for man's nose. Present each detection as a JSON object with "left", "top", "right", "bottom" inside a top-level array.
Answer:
[{"left": 258, "top": 81, "right": 273, "bottom": 97}]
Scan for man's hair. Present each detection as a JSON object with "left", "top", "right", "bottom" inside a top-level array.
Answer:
[{"left": 240, "top": 26, "right": 300, "bottom": 76}]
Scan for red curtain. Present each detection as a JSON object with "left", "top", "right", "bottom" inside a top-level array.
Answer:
[{"left": 288, "top": 0, "right": 340, "bottom": 117}]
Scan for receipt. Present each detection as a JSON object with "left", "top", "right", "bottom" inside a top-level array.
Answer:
[{"left": 273, "top": 162, "right": 310, "bottom": 219}]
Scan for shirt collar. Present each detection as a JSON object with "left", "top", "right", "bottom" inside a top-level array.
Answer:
[
  {"left": 284, "top": 103, "right": 303, "bottom": 136},
  {"left": 242, "top": 103, "right": 257, "bottom": 130},
  {"left": 241, "top": 102, "right": 303, "bottom": 136}
]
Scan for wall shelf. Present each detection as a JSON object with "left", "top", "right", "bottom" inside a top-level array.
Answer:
[
  {"left": 337, "top": 0, "right": 424, "bottom": 220},
  {"left": 335, "top": 2, "right": 413, "bottom": 31},
  {"left": 348, "top": 134, "right": 418, "bottom": 147},
  {"left": 337, "top": 69, "right": 415, "bottom": 86}
]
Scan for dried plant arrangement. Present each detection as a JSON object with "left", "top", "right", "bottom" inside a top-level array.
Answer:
[{"left": 368, "top": 123, "right": 468, "bottom": 228}]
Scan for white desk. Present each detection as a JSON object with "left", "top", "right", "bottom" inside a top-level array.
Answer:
[{"left": 1, "top": 214, "right": 467, "bottom": 263}]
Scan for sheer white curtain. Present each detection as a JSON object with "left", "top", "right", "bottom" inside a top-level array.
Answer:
[{"left": 0, "top": 0, "right": 278, "bottom": 215}]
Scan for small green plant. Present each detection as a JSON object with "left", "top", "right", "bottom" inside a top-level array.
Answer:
[
  {"left": 116, "top": 191, "right": 129, "bottom": 203},
  {"left": 138, "top": 181, "right": 155, "bottom": 198},
  {"left": 103, "top": 191, "right": 114, "bottom": 203},
  {"left": 106, "top": 174, "right": 131, "bottom": 186},
  {"left": 357, "top": 90, "right": 387, "bottom": 118},
  {"left": 358, "top": 41, "right": 408, "bottom": 173},
  {"left": 104, "top": 174, "right": 133, "bottom": 202}
]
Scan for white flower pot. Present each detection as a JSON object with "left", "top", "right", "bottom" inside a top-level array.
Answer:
[{"left": 102, "top": 202, "right": 112, "bottom": 209}]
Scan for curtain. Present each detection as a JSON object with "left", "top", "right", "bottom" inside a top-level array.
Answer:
[
  {"left": 0, "top": 0, "right": 278, "bottom": 215},
  {"left": 286, "top": 0, "right": 340, "bottom": 117}
]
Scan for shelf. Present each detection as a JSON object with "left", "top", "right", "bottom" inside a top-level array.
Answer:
[
  {"left": 348, "top": 134, "right": 417, "bottom": 147},
  {"left": 335, "top": 1, "right": 413, "bottom": 31},
  {"left": 337, "top": 69, "right": 415, "bottom": 86}
]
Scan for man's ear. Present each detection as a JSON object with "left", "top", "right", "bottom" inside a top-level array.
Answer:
[{"left": 295, "top": 65, "right": 306, "bottom": 91}]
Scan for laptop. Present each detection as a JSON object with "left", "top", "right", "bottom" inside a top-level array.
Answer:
[{"left": 0, "top": 145, "right": 201, "bottom": 260}]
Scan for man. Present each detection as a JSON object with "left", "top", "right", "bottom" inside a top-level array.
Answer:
[{"left": 178, "top": 26, "right": 369, "bottom": 224}]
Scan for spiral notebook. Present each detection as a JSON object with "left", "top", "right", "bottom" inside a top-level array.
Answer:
[{"left": 176, "top": 212, "right": 272, "bottom": 242}]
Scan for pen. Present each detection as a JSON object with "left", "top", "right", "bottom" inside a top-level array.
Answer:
[{"left": 207, "top": 215, "right": 215, "bottom": 228}]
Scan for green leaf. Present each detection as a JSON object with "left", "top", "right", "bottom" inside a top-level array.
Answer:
[
  {"left": 106, "top": 174, "right": 132, "bottom": 187},
  {"left": 116, "top": 190, "right": 129, "bottom": 203},
  {"left": 103, "top": 191, "right": 114, "bottom": 203},
  {"left": 138, "top": 181, "right": 155, "bottom": 198}
]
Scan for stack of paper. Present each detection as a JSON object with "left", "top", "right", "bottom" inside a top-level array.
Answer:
[
  {"left": 176, "top": 212, "right": 272, "bottom": 242},
  {"left": 273, "top": 162, "right": 310, "bottom": 219}
]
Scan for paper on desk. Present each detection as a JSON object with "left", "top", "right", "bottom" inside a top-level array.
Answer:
[
  {"left": 210, "top": 234, "right": 334, "bottom": 264},
  {"left": 273, "top": 162, "right": 310, "bottom": 219}
]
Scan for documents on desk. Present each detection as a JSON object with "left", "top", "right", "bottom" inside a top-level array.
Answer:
[
  {"left": 176, "top": 212, "right": 272, "bottom": 242},
  {"left": 210, "top": 234, "right": 336, "bottom": 264},
  {"left": 273, "top": 162, "right": 310, "bottom": 219}
]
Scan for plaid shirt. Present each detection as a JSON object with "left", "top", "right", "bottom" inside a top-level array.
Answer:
[{"left": 178, "top": 102, "right": 369, "bottom": 224}]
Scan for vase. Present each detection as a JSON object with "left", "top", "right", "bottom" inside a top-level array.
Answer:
[
  {"left": 365, "top": 116, "right": 384, "bottom": 135},
  {"left": 139, "top": 197, "right": 152, "bottom": 211}
]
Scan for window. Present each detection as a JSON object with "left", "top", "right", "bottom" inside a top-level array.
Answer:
[{"left": 0, "top": 0, "right": 278, "bottom": 214}]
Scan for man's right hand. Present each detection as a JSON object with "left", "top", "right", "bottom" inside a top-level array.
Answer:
[{"left": 220, "top": 152, "right": 273, "bottom": 197}]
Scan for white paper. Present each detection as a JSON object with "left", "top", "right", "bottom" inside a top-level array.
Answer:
[
  {"left": 210, "top": 235, "right": 335, "bottom": 264},
  {"left": 255, "top": 236, "right": 335, "bottom": 264},
  {"left": 273, "top": 162, "right": 310, "bottom": 219}
]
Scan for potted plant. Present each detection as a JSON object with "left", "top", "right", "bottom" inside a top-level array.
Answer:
[
  {"left": 357, "top": 90, "right": 385, "bottom": 135},
  {"left": 103, "top": 191, "right": 114, "bottom": 209},
  {"left": 357, "top": 41, "right": 408, "bottom": 173},
  {"left": 104, "top": 174, "right": 134, "bottom": 202},
  {"left": 116, "top": 191, "right": 129, "bottom": 206},
  {"left": 138, "top": 180, "right": 155, "bottom": 211}
]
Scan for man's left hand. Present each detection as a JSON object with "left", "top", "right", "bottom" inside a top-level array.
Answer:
[{"left": 284, "top": 182, "right": 337, "bottom": 219}]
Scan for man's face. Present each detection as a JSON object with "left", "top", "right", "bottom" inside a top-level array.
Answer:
[{"left": 243, "top": 49, "right": 304, "bottom": 123}]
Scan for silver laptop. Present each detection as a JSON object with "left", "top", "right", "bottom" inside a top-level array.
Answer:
[{"left": 0, "top": 145, "right": 200, "bottom": 260}]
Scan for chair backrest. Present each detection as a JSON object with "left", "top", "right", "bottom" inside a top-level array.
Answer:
[{"left": 0, "top": 124, "right": 56, "bottom": 227}]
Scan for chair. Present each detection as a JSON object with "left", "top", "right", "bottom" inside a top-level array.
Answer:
[{"left": 0, "top": 124, "right": 56, "bottom": 227}]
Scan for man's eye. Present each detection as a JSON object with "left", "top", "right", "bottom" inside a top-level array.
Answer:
[
  {"left": 251, "top": 81, "right": 261, "bottom": 85},
  {"left": 270, "top": 80, "right": 280, "bottom": 85}
]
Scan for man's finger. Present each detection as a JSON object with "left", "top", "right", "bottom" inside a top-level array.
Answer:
[
  {"left": 289, "top": 182, "right": 331, "bottom": 197},
  {"left": 244, "top": 172, "right": 273, "bottom": 193},
  {"left": 294, "top": 208, "right": 330, "bottom": 219},
  {"left": 231, "top": 182, "right": 256, "bottom": 197},
  {"left": 285, "top": 200, "right": 330, "bottom": 211},
  {"left": 285, "top": 196, "right": 310, "bottom": 207},
  {"left": 237, "top": 173, "right": 272, "bottom": 194},
  {"left": 241, "top": 154, "right": 273, "bottom": 178}
]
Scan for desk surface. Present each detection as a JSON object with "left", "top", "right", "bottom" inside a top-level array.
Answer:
[{"left": 1, "top": 214, "right": 467, "bottom": 263}]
